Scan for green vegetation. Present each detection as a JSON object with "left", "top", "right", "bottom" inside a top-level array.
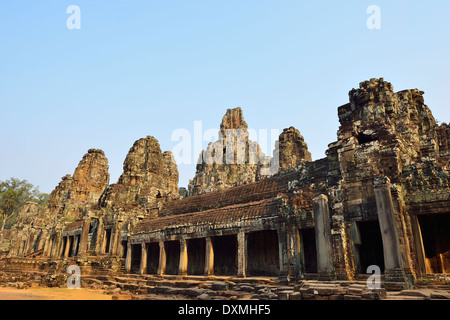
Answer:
[{"left": 0, "top": 178, "right": 49, "bottom": 230}]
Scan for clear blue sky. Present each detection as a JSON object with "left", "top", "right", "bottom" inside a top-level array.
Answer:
[{"left": 1, "top": 1, "right": 449, "bottom": 193}]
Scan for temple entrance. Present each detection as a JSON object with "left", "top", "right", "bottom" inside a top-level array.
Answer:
[
  {"left": 300, "top": 228, "right": 317, "bottom": 273},
  {"left": 187, "top": 238, "right": 206, "bottom": 275},
  {"left": 164, "top": 240, "right": 180, "bottom": 275},
  {"left": 130, "top": 244, "right": 141, "bottom": 274},
  {"left": 357, "top": 221, "right": 385, "bottom": 273},
  {"left": 212, "top": 235, "right": 237, "bottom": 275},
  {"left": 418, "top": 213, "right": 450, "bottom": 274},
  {"left": 146, "top": 242, "right": 160, "bottom": 274},
  {"left": 246, "top": 230, "right": 280, "bottom": 276}
]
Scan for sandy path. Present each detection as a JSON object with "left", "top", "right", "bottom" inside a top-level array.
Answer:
[{"left": 0, "top": 287, "right": 112, "bottom": 300}]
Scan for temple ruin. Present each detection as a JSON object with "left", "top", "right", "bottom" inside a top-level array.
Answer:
[{"left": 1, "top": 78, "right": 449, "bottom": 299}]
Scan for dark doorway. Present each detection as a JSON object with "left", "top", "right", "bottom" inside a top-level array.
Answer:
[
  {"left": 246, "top": 230, "right": 280, "bottom": 276},
  {"left": 212, "top": 235, "right": 237, "bottom": 275},
  {"left": 418, "top": 213, "right": 450, "bottom": 274},
  {"left": 130, "top": 244, "right": 141, "bottom": 274},
  {"left": 357, "top": 221, "right": 385, "bottom": 273},
  {"left": 300, "top": 228, "right": 317, "bottom": 273},
  {"left": 147, "top": 242, "right": 160, "bottom": 274},
  {"left": 187, "top": 238, "right": 206, "bottom": 275},
  {"left": 104, "top": 229, "right": 112, "bottom": 254},
  {"left": 165, "top": 240, "right": 180, "bottom": 275}
]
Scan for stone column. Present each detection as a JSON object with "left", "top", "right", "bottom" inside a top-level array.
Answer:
[
  {"left": 125, "top": 242, "right": 132, "bottom": 273},
  {"left": 101, "top": 230, "right": 108, "bottom": 254},
  {"left": 24, "top": 230, "right": 35, "bottom": 255},
  {"left": 179, "top": 239, "right": 188, "bottom": 276},
  {"left": 48, "top": 237, "right": 55, "bottom": 258},
  {"left": 15, "top": 237, "right": 23, "bottom": 257},
  {"left": 63, "top": 236, "right": 71, "bottom": 258},
  {"left": 139, "top": 243, "right": 147, "bottom": 275},
  {"left": 287, "top": 225, "right": 301, "bottom": 281},
  {"left": 79, "top": 217, "right": 91, "bottom": 255},
  {"left": 37, "top": 230, "right": 47, "bottom": 251},
  {"left": 54, "top": 231, "right": 62, "bottom": 258},
  {"left": 373, "top": 177, "right": 409, "bottom": 286},
  {"left": 72, "top": 235, "right": 80, "bottom": 256},
  {"left": 42, "top": 234, "right": 51, "bottom": 257},
  {"left": 111, "top": 225, "right": 120, "bottom": 256},
  {"left": 277, "top": 227, "right": 291, "bottom": 283},
  {"left": 56, "top": 233, "right": 64, "bottom": 258},
  {"left": 204, "top": 237, "right": 214, "bottom": 276},
  {"left": 237, "top": 232, "right": 247, "bottom": 278},
  {"left": 157, "top": 241, "right": 166, "bottom": 276},
  {"left": 107, "top": 230, "right": 114, "bottom": 254},
  {"left": 313, "top": 194, "right": 336, "bottom": 280},
  {"left": 95, "top": 219, "right": 104, "bottom": 254}
]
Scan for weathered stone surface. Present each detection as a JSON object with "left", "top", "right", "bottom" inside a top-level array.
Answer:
[
  {"left": 100, "top": 136, "right": 179, "bottom": 212},
  {"left": 188, "top": 108, "right": 272, "bottom": 196},
  {"left": 39, "top": 149, "right": 110, "bottom": 224},
  {"left": 277, "top": 126, "right": 312, "bottom": 172}
]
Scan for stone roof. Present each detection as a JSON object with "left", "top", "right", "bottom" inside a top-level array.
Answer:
[
  {"left": 161, "top": 170, "right": 302, "bottom": 216},
  {"left": 133, "top": 197, "right": 283, "bottom": 234}
]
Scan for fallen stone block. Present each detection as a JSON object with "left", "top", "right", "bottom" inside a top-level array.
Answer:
[
  {"left": 237, "top": 285, "right": 255, "bottom": 292},
  {"left": 278, "top": 290, "right": 294, "bottom": 300},
  {"left": 314, "top": 286, "right": 335, "bottom": 295},
  {"left": 290, "top": 292, "right": 302, "bottom": 300},
  {"left": 197, "top": 293, "right": 211, "bottom": 300},
  {"left": 398, "top": 290, "right": 430, "bottom": 299},
  {"left": 301, "top": 293, "right": 316, "bottom": 300},
  {"left": 183, "top": 288, "right": 206, "bottom": 296},
  {"left": 211, "top": 282, "right": 229, "bottom": 291},
  {"left": 151, "top": 286, "right": 173, "bottom": 294}
]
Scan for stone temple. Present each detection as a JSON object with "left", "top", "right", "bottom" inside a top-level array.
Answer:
[{"left": 0, "top": 78, "right": 449, "bottom": 299}]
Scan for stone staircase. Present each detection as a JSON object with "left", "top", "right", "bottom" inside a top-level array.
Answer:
[
  {"left": 78, "top": 273, "right": 412, "bottom": 300},
  {"left": 81, "top": 274, "right": 280, "bottom": 300}
]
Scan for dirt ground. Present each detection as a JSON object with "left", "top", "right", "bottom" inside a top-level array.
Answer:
[{"left": 0, "top": 287, "right": 112, "bottom": 300}]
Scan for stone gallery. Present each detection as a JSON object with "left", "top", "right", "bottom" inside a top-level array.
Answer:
[{"left": 1, "top": 78, "right": 449, "bottom": 297}]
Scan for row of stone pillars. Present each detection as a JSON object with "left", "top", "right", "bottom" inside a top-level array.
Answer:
[
  {"left": 39, "top": 218, "right": 125, "bottom": 259},
  {"left": 58, "top": 234, "right": 81, "bottom": 258},
  {"left": 124, "top": 236, "right": 248, "bottom": 276}
]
